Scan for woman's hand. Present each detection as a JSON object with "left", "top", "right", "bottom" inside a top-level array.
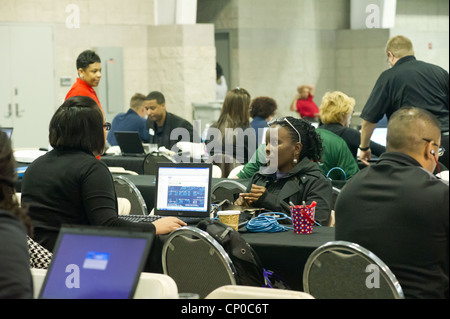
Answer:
[
  {"left": 236, "top": 184, "right": 266, "bottom": 207},
  {"left": 153, "top": 217, "right": 187, "bottom": 235}
]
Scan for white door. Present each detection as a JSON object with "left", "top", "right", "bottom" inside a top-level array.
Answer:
[{"left": 0, "top": 24, "right": 56, "bottom": 149}]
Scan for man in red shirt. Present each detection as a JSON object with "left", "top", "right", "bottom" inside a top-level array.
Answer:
[
  {"left": 290, "top": 84, "right": 320, "bottom": 122},
  {"left": 65, "top": 50, "right": 103, "bottom": 111}
]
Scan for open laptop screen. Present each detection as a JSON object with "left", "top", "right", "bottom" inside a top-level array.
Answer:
[
  {"left": 39, "top": 226, "right": 153, "bottom": 299},
  {"left": 155, "top": 162, "right": 212, "bottom": 218},
  {"left": 370, "top": 128, "right": 387, "bottom": 147}
]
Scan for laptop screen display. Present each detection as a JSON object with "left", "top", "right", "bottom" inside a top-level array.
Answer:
[
  {"left": 39, "top": 227, "right": 153, "bottom": 299},
  {"left": 155, "top": 163, "right": 212, "bottom": 216},
  {"left": 370, "top": 128, "right": 387, "bottom": 147}
]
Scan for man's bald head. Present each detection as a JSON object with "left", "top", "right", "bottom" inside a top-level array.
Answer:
[{"left": 387, "top": 107, "right": 441, "bottom": 156}]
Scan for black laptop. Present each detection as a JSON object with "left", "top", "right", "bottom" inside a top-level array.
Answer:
[
  {"left": 114, "top": 131, "right": 148, "bottom": 156},
  {"left": 154, "top": 162, "right": 213, "bottom": 223},
  {"left": 38, "top": 226, "right": 154, "bottom": 299}
]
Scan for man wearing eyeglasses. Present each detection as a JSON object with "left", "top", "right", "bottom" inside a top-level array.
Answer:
[
  {"left": 359, "top": 35, "right": 449, "bottom": 169},
  {"left": 335, "top": 107, "right": 449, "bottom": 299}
]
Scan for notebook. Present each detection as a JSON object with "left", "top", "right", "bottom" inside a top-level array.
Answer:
[
  {"left": 38, "top": 226, "right": 154, "bottom": 299},
  {"left": 115, "top": 131, "right": 148, "bottom": 156},
  {"left": 154, "top": 162, "right": 213, "bottom": 223},
  {"left": 1, "top": 127, "right": 13, "bottom": 138}
]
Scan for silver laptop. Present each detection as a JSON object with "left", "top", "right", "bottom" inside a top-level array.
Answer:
[
  {"left": 154, "top": 162, "right": 213, "bottom": 223},
  {"left": 38, "top": 226, "right": 154, "bottom": 299}
]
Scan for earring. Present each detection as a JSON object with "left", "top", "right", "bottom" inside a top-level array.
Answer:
[{"left": 293, "top": 158, "right": 298, "bottom": 164}]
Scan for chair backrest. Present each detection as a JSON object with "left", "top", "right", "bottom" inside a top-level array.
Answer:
[
  {"left": 31, "top": 269, "right": 179, "bottom": 299},
  {"left": 30, "top": 268, "right": 47, "bottom": 299},
  {"left": 205, "top": 285, "right": 315, "bottom": 299},
  {"left": 113, "top": 175, "right": 148, "bottom": 215},
  {"left": 331, "top": 186, "right": 341, "bottom": 209},
  {"left": 134, "top": 272, "right": 179, "bottom": 299},
  {"left": 303, "top": 241, "right": 404, "bottom": 299},
  {"left": 162, "top": 226, "right": 237, "bottom": 299},
  {"left": 28, "top": 236, "right": 52, "bottom": 269},
  {"left": 117, "top": 197, "right": 131, "bottom": 215},
  {"left": 212, "top": 165, "right": 222, "bottom": 178},
  {"left": 211, "top": 179, "right": 247, "bottom": 203},
  {"left": 142, "top": 152, "right": 174, "bottom": 175},
  {"left": 207, "top": 153, "right": 242, "bottom": 178},
  {"left": 108, "top": 166, "right": 138, "bottom": 175},
  {"left": 227, "top": 165, "right": 245, "bottom": 178}
]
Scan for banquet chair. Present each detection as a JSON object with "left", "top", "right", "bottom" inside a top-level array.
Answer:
[
  {"left": 331, "top": 186, "right": 341, "bottom": 210},
  {"left": 211, "top": 179, "right": 247, "bottom": 203},
  {"left": 108, "top": 166, "right": 138, "bottom": 176},
  {"left": 207, "top": 153, "right": 242, "bottom": 178},
  {"left": 117, "top": 197, "right": 131, "bottom": 215},
  {"left": 227, "top": 165, "right": 245, "bottom": 178},
  {"left": 142, "top": 152, "right": 175, "bottom": 175},
  {"left": 162, "top": 226, "right": 237, "bottom": 299},
  {"left": 30, "top": 268, "right": 179, "bottom": 299},
  {"left": 113, "top": 175, "right": 148, "bottom": 215},
  {"left": 134, "top": 272, "right": 179, "bottom": 299},
  {"left": 303, "top": 241, "right": 404, "bottom": 299},
  {"left": 30, "top": 268, "right": 47, "bottom": 298},
  {"left": 205, "top": 285, "right": 314, "bottom": 299}
]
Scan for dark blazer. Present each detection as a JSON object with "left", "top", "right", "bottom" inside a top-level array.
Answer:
[
  {"left": 146, "top": 112, "right": 197, "bottom": 150},
  {"left": 248, "top": 157, "right": 332, "bottom": 225}
]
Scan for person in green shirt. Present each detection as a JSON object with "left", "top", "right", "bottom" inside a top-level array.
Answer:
[{"left": 236, "top": 127, "right": 359, "bottom": 181}]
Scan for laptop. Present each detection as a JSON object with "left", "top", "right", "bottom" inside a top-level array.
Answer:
[
  {"left": 154, "top": 162, "right": 213, "bottom": 223},
  {"left": 38, "top": 226, "right": 154, "bottom": 299},
  {"left": 115, "top": 131, "right": 148, "bottom": 156},
  {"left": 370, "top": 127, "right": 387, "bottom": 147},
  {"left": 1, "top": 127, "right": 13, "bottom": 138}
]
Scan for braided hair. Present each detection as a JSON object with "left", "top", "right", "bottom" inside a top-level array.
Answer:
[
  {"left": 276, "top": 116, "right": 323, "bottom": 163},
  {"left": 0, "top": 131, "right": 33, "bottom": 236}
]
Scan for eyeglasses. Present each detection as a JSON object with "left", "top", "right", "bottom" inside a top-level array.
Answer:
[
  {"left": 103, "top": 122, "right": 111, "bottom": 131},
  {"left": 268, "top": 117, "right": 302, "bottom": 143},
  {"left": 422, "top": 138, "right": 445, "bottom": 157}
]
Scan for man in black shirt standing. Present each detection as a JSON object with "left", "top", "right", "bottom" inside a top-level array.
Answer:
[
  {"left": 335, "top": 107, "right": 449, "bottom": 299},
  {"left": 359, "top": 35, "right": 449, "bottom": 168}
]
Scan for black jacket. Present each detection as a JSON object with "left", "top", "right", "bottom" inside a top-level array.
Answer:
[
  {"left": 335, "top": 152, "right": 449, "bottom": 299},
  {"left": 249, "top": 157, "right": 332, "bottom": 225},
  {"left": 146, "top": 112, "right": 197, "bottom": 150},
  {"left": 0, "top": 210, "right": 33, "bottom": 299}
]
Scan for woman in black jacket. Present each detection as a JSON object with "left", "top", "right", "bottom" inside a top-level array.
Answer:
[{"left": 235, "top": 117, "right": 332, "bottom": 225}]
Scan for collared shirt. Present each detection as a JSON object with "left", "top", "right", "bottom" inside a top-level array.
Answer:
[
  {"left": 107, "top": 108, "right": 150, "bottom": 146},
  {"left": 361, "top": 56, "right": 449, "bottom": 131},
  {"left": 65, "top": 78, "right": 103, "bottom": 111}
]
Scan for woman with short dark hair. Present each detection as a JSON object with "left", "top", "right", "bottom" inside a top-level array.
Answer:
[{"left": 21, "top": 96, "right": 185, "bottom": 252}]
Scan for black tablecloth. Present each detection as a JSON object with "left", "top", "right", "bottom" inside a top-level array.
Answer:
[{"left": 241, "top": 227, "right": 335, "bottom": 291}]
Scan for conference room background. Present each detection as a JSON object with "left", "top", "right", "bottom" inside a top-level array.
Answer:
[{"left": 1, "top": 0, "right": 448, "bottom": 149}]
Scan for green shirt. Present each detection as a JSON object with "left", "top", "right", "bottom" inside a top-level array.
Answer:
[{"left": 237, "top": 128, "right": 359, "bottom": 181}]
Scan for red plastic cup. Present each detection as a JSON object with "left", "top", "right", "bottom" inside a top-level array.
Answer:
[{"left": 290, "top": 205, "right": 316, "bottom": 234}]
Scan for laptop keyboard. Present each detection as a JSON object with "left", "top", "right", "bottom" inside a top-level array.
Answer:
[
  {"left": 119, "top": 214, "right": 162, "bottom": 223},
  {"left": 119, "top": 214, "right": 204, "bottom": 224}
]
